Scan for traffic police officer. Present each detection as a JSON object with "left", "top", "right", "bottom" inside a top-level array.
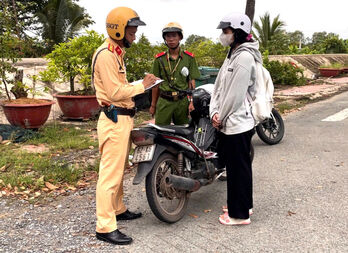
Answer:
[
  {"left": 92, "top": 7, "right": 157, "bottom": 245},
  {"left": 150, "top": 22, "right": 200, "bottom": 125}
]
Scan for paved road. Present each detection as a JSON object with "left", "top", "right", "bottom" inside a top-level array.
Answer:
[
  {"left": 124, "top": 91, "right": 348, "bottom": 252},
  {"left": 1, "top": 92, "right": 348, "bottom": 252}
]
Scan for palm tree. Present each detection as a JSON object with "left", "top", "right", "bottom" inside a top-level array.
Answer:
[
  {"left": 253, "top": 12, "right": 286, "bottom": 51},
  {"left": 36, "top": 0, "right": 93, "bottom": 51}
]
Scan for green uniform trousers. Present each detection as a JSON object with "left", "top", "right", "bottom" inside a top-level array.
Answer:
[{"left": 155, "top": 97, "right": 189, "bottom": 125}]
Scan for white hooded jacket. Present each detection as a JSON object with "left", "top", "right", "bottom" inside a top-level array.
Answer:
[{"left": 210, "top": 41, "right": 263, "bottom": 135}]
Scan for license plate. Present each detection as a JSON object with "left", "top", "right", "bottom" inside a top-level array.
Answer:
[{"left": 132, "top": 144, "right": 156, "bottom": 163}]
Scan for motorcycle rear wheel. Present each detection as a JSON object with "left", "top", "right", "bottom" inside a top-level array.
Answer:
[
  {"left": 256, "top": 108, "right": 284, "bottom": 145},
  {"left": 145, "top": 153, "right": 189, "bottom": 223}
]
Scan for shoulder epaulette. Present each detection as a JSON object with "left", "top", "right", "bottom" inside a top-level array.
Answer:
[
  {"left": 107, "top": 43, "right": 114, "bottom": 53},
  {"left": 184, "top": 50, "right": 194, "bottom": 57},
  {"left": 155, "top": 51, "right": 166, "bottom": 58},
  {"left": 107, "top": 43, "right": 123, "bottom": 56}
]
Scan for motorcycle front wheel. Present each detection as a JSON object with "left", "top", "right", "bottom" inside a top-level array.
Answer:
[
  {"left": 145, "top": 152, "right": 189, "bottom": 223},
  {"left": 256, "top": 108, "right": 285, "bottom": 145}
]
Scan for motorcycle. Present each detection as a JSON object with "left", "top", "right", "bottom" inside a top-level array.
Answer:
[
  {"left": 131, "top": 84, "right": 231, "bottom": 223},
  {"left": 255, "top": 108, "right": 284, "bottom": 145}
]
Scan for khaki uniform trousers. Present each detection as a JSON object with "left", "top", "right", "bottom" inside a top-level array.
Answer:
[{"left": 96, "top": 112, "right": 133, "bottom": 233}]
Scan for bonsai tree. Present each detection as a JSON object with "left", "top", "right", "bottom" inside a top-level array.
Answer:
[
  {"left": 0, "top": 3, "right": 23, "bottom": 101},
  {"left": 42, "top": 30, "right": 105, "bottom": 95},
  {"left": 0, "top": 1, "right": 47, "bottom": 101},
  {"left": 0, "top": 4, "right": 54, "bottom": 129}
]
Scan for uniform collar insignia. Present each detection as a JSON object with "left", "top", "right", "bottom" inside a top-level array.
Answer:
[{"left": 115, "top": 45, "right": 123, "bottom": 56}]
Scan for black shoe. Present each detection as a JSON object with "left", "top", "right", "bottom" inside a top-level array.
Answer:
[
  {"left": 116, "top": 209, "right": 142, "bottom": 221},
  {"left": 96, "top": 229, "right": 133, "bottom": 245}
]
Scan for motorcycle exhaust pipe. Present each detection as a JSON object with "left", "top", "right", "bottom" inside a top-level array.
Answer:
[{"left": 166, "top": 174, "right": 201, "bottom": 192}]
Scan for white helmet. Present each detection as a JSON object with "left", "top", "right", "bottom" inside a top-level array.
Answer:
[{"left": 217, "top": 12, "right": 251, "bottom": 34}]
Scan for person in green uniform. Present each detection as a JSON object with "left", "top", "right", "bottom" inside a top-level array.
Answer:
[{"left": 150, "top": 22, "right": 200, "bottom": 125}]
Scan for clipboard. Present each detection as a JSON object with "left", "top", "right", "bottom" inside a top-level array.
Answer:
[{"left": 131, "top": 79, "right": 164, "bottom": 91}]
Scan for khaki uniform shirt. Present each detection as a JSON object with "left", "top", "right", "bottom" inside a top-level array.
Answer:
[{"left": 93, "top": 38, "right": 144, "bottom": 108}]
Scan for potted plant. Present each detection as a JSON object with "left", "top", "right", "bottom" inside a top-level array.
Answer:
[
  {"left": 342, "top": 61, "right": 348, "bottom": 74},
  {"left": 41, "top": 30, "right": 104, "bottom": 119},
  {"left": 0, "top": 6, "right": 54, "bottom": 129},
  {"left": 318, "top": 63, "right": 343, "bottom": 77}
]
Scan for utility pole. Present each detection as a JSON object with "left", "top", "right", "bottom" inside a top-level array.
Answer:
[{"left": 245, "top": 0, "right": 256, "bottom": 23}]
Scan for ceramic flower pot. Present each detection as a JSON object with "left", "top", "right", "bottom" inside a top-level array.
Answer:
[
  {"left": 1, "top": 99, "right": 55, "bottom": 129},
  {"left": 54, "top": 94, "right": 100, "bottom": 120},
  {"left": 318, "top": 68, "right": 342, "bottom": 77}
]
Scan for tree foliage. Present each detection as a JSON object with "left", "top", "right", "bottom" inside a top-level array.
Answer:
[
  {"left": 253, "top": 12, "right": 287, "bottom": 54},
  {"left": 186, "top": 40, "right": 228, "bottom": 67},
  {"left": 42, "top": 30, "right": 104, "bottom": 94},
  {"left": 322, "top": 35, "right": 347, "bottom": 53},
  {"left": 4, "top": 0, "right": 48, "bottom": 37},
  {"left": 125, "top": 34, "right": 156, "bottom": 82},
  {"left": 288, "top": 30, "right": 305, "bottom": 48},
  {"left": 185, "top": 35, "right": 208, "bottom": 48},
  {"left": 0, "top": 2, "right": 23, "bottom": 100},
  {"left": 36, "top": 0, "right": 94, "bottom": 51}
]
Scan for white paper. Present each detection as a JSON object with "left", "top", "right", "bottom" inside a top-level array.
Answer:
[{"left": 130, "top": 79, "right": 164, "bottom": 91}]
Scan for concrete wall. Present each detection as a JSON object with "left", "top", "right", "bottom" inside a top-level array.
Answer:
[
  {"left": 269, "top": 54, "right": 348, "bottom": 78},
  {"left": 2, "top": 54, "right": 348, "bottom": 99}
]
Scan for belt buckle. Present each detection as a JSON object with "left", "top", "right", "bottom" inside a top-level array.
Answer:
[{"left": 172, "top": 91, "right": 178, "bottom": 96}]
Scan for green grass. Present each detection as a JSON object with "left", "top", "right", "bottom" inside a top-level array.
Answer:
[
  {"left": 276, "top": 103, "right": 295, "bottom": 114},
  {"left": 0, "top": 123, "right": 99, "bottom": 191},
  {"left": 28, "top": 124, "right": 98, "bottom": 151},
  {"left": 134, "top": 110, "right": 152, "bottom": 127},
  {"left": 275, "top": 96, "right": 312, "bottom": 114}
]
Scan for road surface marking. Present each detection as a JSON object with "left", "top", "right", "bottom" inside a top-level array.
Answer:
[{"left": 322, "top": 108, "right": 348, "bottom": 121}]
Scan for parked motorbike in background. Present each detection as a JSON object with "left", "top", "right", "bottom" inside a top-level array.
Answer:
[{"left": 256, "top": 108, "right": 284, "bottom": 145}]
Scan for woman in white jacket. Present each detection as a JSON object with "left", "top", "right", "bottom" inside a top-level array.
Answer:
[{"left": 210, "top": 12, "right": 262, "bottom": 225}]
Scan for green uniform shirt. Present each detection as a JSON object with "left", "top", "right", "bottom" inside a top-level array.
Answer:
[{"left": 152, "top": 49, "right": 200, "bottom": 91}]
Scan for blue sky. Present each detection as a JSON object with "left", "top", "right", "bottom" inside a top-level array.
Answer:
[{"left": 80, "top": 0, "right": 348, "bottom": 44}]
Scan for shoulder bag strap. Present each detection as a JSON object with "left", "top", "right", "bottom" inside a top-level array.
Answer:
[{"left": 91, "top": 47, "right": 108, "bottom": 90}]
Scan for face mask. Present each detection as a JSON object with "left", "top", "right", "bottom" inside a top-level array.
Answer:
[{"left": 219, "top": 33, "right": 234, "bottom": 47}]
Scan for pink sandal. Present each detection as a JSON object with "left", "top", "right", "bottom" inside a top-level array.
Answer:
[
  {"left": 219, "top": 212, "right": 251, "bottom": 226},
  {"left": 222, "top": 206, "right": 253, "bottom": 215}
]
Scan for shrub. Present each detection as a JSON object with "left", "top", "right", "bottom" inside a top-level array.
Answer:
[
  {"left": 319, "top": 63, "right": 344, "bottom": 68},
  {"left": 263, "top": 52, "right": 307, "bottom": 86}
]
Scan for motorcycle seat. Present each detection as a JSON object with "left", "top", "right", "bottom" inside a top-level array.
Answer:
[
  {"left": 162, "top": 125, "right": 194, "bottom": 137},
  {"left": 147, "top": 123, "right": 193, "bottom": 137}
]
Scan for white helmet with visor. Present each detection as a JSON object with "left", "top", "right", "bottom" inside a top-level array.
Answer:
[{"left": 217, "top": 12, "right": 251, "bottom": 34}]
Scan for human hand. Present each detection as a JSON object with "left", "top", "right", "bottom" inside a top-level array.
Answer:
[
  {"left": 142, "top": 74, "right": 158, "bottom": 89},
  {"left": 212, "top": 113, "right": 221, "bottom": 130},
  {"left": 149, "top": 104, "right": 156, "bottom": 117},
  {"left": 188, "top": 101, "right": 194, "bottom": 112}
]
